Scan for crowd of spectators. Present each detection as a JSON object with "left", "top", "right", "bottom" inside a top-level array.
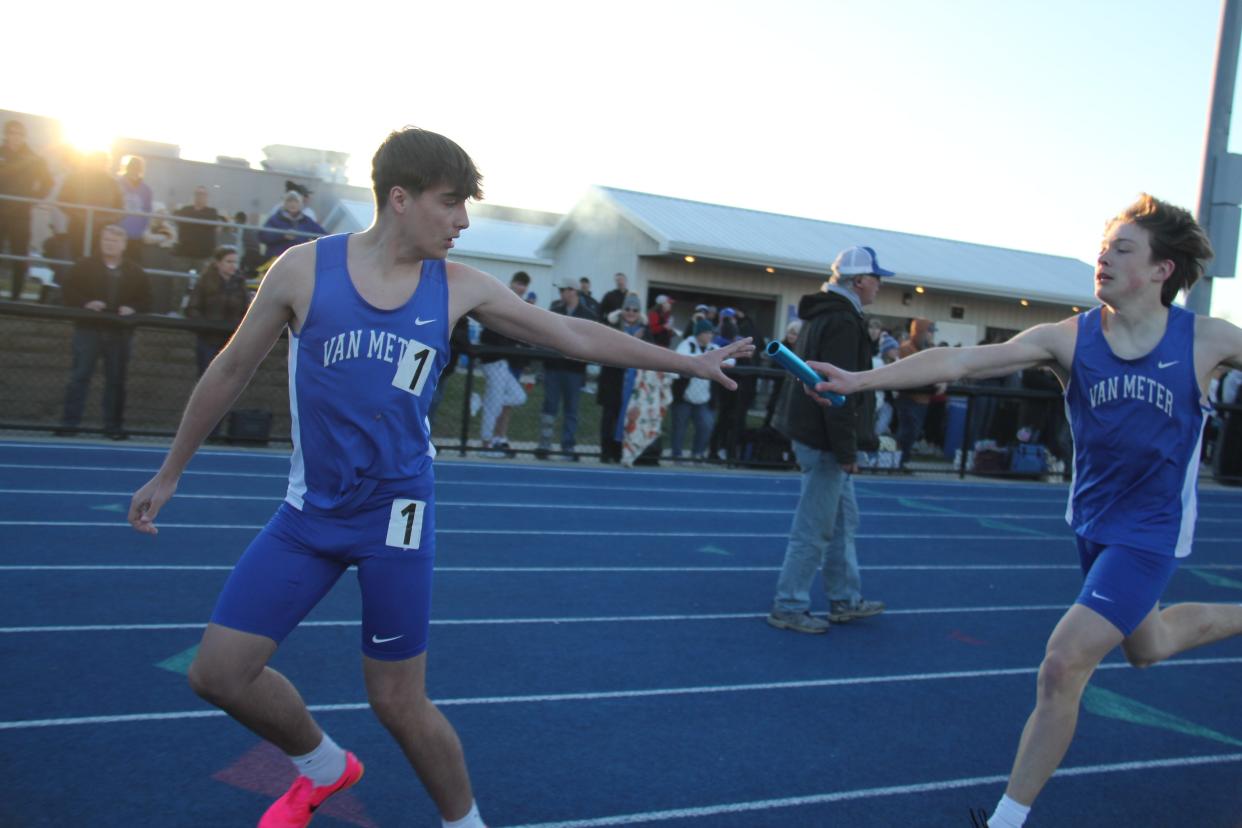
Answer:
[{"left": 2, "top": 116, "right": 1082, "bottom": 463}]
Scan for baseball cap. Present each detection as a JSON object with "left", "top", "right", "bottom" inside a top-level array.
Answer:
[
  {"left": 832, "top": 245, "right": 895, "bottom": 277},
  {"left": 719, "top": 307, "right": 737, "bottom": 318},
  {"left": 694, "top": 303, "right": 709, "bottom": 313},
  {"left": 556, "top": 278, "right": 578, "bottom": 290},
  {"left": 693, "top": 318, "right": 714, "bottom": 335},
  {"left": 622, "top": 294, "right": 642, "bottom": 311},
  {"left": 655, "top": 294, "right": 673, "bottom": 304},
  {"left": 525, "top": 291, "right": 537, "bottom": 303}
]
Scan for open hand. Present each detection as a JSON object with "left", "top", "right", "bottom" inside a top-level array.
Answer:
[{"left": 701, "top": 337, "right": 756, "bottom": 390}]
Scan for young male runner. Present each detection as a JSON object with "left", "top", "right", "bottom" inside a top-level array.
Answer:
[
  {"left": 128, "top": 127, "right": 752, "bottom": 828},
  {"left": 801, "top": 194, "right": 1242, "bottom": 827}
]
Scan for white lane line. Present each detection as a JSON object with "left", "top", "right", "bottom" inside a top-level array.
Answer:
[
  {"left": 0, "top": 490, "right": 1098, "bottom": 519},
  {"left": 495, "top": 753, "right": 1242, "bottom": 828},
  {"left": 0, "top": 563, "right": 1083, "bottom": 573},
  {"left": 0, "top": 522, "right": 1077, "bottom": 539},
  {"left": 4, "top": 491, "right": 1237, "bottom": 523},
  {"left": 0, "top": 604, "right": 1072, "bottom": 633},
  {"left": 4, "top": 656, "right": 1240, "bottom": 730}
]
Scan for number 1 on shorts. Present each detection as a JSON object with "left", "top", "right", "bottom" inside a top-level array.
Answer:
[{"left": 386, "top": 498, "right": 426, "bottom": 549}]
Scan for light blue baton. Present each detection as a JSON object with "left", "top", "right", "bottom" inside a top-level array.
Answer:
[{"left": 765, "top": 340, "right": 846, "bottom": 406}]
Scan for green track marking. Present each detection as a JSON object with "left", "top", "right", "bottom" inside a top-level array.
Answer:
[
  {"left": 896, "top": 497, "right": 1047, "bottom": 536},
  {"left": 975, "top": 517, "right": 1048, "bottom": 537},
  {"left": 156, "top": 645, "right": 199, "bottom": 675},
  {"left": 897, "top": 497, "right": 960, "bottom": 515},
  {"left": 698, "top": 545, "right": 732, "bottom": 556},
  {"left": 1083, "top": 685, "right": 1242, "bottom": 748},
  {"left": 89, "top": 503, "right": 125, "bottom": 513},
  {"left": 1185, "top": 567, "right": 1242, "bottom": 591}
]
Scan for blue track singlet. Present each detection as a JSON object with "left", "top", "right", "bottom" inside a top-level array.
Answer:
[
  {"left": 284, "top": 233, "right": 450, "bottom": 515},
  {"left": 1064, "top": 305, "right": 1209, "bottom": 557}
]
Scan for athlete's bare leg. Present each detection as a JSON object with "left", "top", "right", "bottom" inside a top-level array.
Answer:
[
  {"left": 1121, "top": 601, "right": 1242, "bottom": 666},
  {"left": 187, "top": 623, "right": 323, "bottom": 755},
  {"left": 1003, "top": 604, "right": 1123, "bottom": 805},
  {"left": 363, "top": 652, "right": 474, "bottom": 821}
]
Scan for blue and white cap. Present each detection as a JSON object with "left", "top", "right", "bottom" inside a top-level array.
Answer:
[{"left": 832, "top": 246, "right": 895, "bottom": 277}]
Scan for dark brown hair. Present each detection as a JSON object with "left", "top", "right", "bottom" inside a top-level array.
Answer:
[
  {"left": 1111, "top": 194, "right": 1214, "bottom": 307},
  {"left": 371, "top": 128, "right": 483, "bottom": 212}
]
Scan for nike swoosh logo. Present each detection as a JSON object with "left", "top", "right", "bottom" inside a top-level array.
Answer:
[
  {"left": 1157, "top": 360, "right": 1178, "bottom": 369},
  {"left": 371, "top": 634, "right": 404, "bottom": 644},
  {"left": 1090, "top": 590, "right": 1115, "bottom": 603},
  {"left": 414, "top": 318, "right": 436, "bottom": 326}
]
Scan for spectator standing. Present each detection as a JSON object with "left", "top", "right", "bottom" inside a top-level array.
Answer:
[
  {"left": 58, "top": 150, "right": 122, "bottom": 260},
  {"left": 577, "top": 276, "right": 600, "bottom": 316},
  {"left": 647, "top": 294, "right": 675, "bottom": 347},
  {"left": 709, "top": 308, "right": 744, "bottom": 459},
  {"left": 598, "top": 271, "right": 628, "bottom": 318},
  {"left": 536, "top": 278, "right": 597, "bottom": 459},
  {"left": 671, "top": 318, "right": 721, "bottom": 462},
  {"left": 681, "top": 303, "right": 710, "bottom": 340},
  {"left": 869, "top": 319, "right": 900, "bottom": 436},
  {"left": 185, "top": 246, "right": 249, "bottom": 375},
  {"left": 0, "top": 119, "right": 54, "bottom": 299},
  {"left": 116, "top": 156, "right": 153, "bottom": 265},
  {"left": 767, "top": 245, "right": 888, "bottom": 634},
  {"left": 894, "top": 317, "right": 941, "bottom": 468},
  {"left": 56, "top": 224, "right": 151, "bottom": 439},
  {"left": 174, "top": 185, "right": 225, "bottom": 269},
  {"left": 764, "top": 320, "right": 802, "bottom": 426},
  {"left": 270, "top": 180, "right": 318, "bottom": 222},
  {"left": 477, "top": 275, "right": 532, "bottom": 456},
  {"left": 597, "top": 293, "right": 645, "bottom": 462},
  {"left": 260, "top": 191, "right": 326, "bottom": 263}
]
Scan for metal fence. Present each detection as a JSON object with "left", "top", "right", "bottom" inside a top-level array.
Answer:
[{"left": 2, "top": 300, "right": 1166, "bottom": 480}]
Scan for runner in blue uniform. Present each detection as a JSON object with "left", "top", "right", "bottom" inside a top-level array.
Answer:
[
  {"left": 801, "top": 194, "right": 1242, "bottom": 828},
  {"left": 128, "top": 127, "right": 753, "bottom": 828}
]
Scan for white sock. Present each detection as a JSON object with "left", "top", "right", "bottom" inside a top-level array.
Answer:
[
  {"left": 443, "top": 800, "right": 485, "bottom": 828},
  {"left": 289, "top": 732, "right": 347, "bottom": 787},
  {"left": 989, "top": 794, "right": 1030, "bottom": 828}
]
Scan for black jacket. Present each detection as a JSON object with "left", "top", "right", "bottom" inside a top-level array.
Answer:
[
  {"left": 61, "top": 256, "right": 152, "bottom": 328},
  {"left": 544, "top": 299, "right": 597, "bottom": 373},
  {"left": 772, "top": 289, "right": 877, "bottom": 464}
]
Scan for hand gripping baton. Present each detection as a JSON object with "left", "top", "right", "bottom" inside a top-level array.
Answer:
[{"left": 765, "top": 340, "right": 846, "bottom": 407}]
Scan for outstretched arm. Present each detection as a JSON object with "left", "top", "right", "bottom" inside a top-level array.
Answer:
[
  {"left": 807, "top": 319, "right": 1074, "bottom": 403},
  {"left": 127, "top": 248, "right": 303, "bottom": 534},
  {"left": 451, "top": 265, "right": 755, "bottom": 388}
]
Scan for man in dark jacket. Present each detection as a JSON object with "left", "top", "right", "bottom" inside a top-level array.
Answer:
[
  {"left": 0, "top": 119, "right": 54, "bottom": 299},
  {"left": 768, "top": 245, "right": 890, "bottom": 633},
  {"left": 56, "top": 224, "right": 152, "bottom": 439},
  {"left": 536, "top": 278, "right": 598, "bottom": 459}
]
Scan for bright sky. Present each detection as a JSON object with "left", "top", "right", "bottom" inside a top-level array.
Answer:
[{"left": 8, "top": 0, "right": 1242, "bottom": 320}]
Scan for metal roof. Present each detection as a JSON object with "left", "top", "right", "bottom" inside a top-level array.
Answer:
[
  {"left": 542, "top": 186, "right": 1096, "bottom": 306},
  {"left": 323, "top": 200, "right": 553, "bottom": 266}
]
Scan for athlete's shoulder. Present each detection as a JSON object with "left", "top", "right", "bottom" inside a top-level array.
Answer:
[{"left": 256, "top": 240, "right": 317, "bottom": 311}]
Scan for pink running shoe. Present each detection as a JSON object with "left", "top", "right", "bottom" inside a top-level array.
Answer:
[{"left": 258, "top": 751, "right": 365, "bottom": 827}]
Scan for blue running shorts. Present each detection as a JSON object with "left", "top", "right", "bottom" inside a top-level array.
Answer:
[
  {"left": 1074, "top": 536, "right": 1179, "bottom": 636},
  {"left": 211, "top": 493, "right": 436, "bottom": 661}
]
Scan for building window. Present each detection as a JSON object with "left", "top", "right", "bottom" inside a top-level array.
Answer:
[{"left": 950, "top": 305, "right": 965, "bottom": 320}]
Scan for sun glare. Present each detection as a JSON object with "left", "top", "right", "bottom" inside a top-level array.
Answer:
[{"left": 62, "top": 119, "right": 115, "bottom": 156}]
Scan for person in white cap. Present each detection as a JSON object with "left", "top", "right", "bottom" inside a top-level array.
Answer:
[{"left": 767, "top": 245, "right": 893, "bottom": 634}]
